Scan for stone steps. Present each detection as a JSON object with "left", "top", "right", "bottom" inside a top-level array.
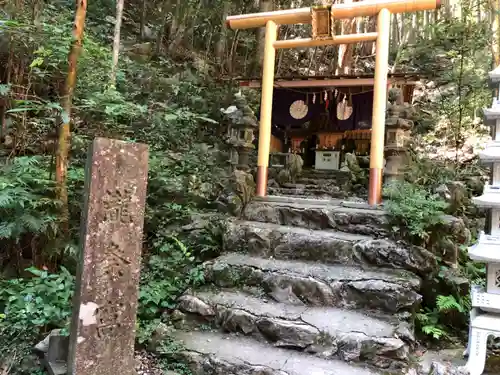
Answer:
[
  {"left": 177, "top": 289, "right": 413, "bottom": 370},
  {"left": 244, "top": 196, "right": 388, "bottom": 237},
  {"left": 174, "top": 330, "right": 384, "bottom": 375},
  {"left": 267, "top": 186, "right": 347, "bottom": 199},
  {"left": 300, "top": 169, "right": 351, "bottom": 180},
  {"left": 296, "top": 177, "right": 347, "bottom": 186},
  {"left": 224, "top": 220, "right": 436, "bottom": 276},
  {"left": 204, "top": 253, "right": 422, "bottom": 314}
]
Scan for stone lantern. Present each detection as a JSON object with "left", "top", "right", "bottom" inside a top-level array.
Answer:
[
  {"left": 222, "top": 93, "right": 258, "bottom": 171},
  {"left": 384, "top": 97, "right": 413, "bottom": 181},
  {"left": 464, "top": 63, "right": 500, "bottom": 375}
]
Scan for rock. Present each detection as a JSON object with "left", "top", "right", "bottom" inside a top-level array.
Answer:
[
  {"left": 219, "top": 170, "right": 255, "bottom": 217},
  {"left": 464, "top": 176, "right": 484, "bottom": 196},
  {"left": 256, "top": 318, "right": 319, "bottom": 349},
  {"left": 430, "top": 215, "right": 471, "bottom": 267},
  {"left": 268, "top": 284, "right": 304, "bottom": 306},
  {"left": 148, "top": 322, "right": 174, "bottom": 352},
  {"left": 353, "top": 239, "right": 438, "bottom": 277},
  {"left": 287, "top": 154, "right": 303, "bottom": 183},
  {"left": 435, "top": 184, "right": 451, "bottom": 201},
  {"left": 345, "top": 153, "right": 362, "bottom": 174},
  {"left": 224, "top": 220, "right": 437, "bottom": 276},
  {"left": 277, "top": 169, "right": 292, "bottom": 185},
  {"left": 427, "top": 361, "right": 469, "bottom": 375},
  {"left": 175, "top": 289, "right": 412, "bottom": 369},
  {"left": 175, "top": 330, "right": 381, "bottom": 375},
  {"left": 170, "top": 310, "right": 188, "bottom": 329},
  {"left": 126, "top": 42, "right": 153, "bottom": 62},
  {"left": 178, "top": 295, "right": 215, "bottom": 317},
  {"left": 205, "top": 253, "right": 422, "bottom": 314},
  {"left": 441, "top": 268, "right": 470, "bottom": 296},
  {"left": 243, "top": 198, "right": 389, "bottom": 237},
  {"left": 34, "top": 329, "right": 64, "bottom": 354},
  {"left": 218, "top": 307, "right": 256, "bottom": 335}
]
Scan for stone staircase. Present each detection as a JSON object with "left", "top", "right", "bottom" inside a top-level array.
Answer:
[
  {"left": 268, "top": 169, "right": 352, "bottom": 199},
  {"left": 171, "top": 171, "right": 436, "bottom": 375}
]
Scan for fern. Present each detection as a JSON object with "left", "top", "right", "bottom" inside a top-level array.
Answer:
[
  {"left": 0, "top": 156, "right": 60, "bottom": 245},
  {"left": 385, "top": 180, "right": 448, "bottom": 242},
  {"left": 436, "top": 294, "right": 464, "bottom": 313},
  {"left": 421, "top": 324, "right": 448, "bottom": 340}
]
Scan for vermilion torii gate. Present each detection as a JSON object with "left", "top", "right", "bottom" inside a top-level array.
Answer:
[{"left": 226, "top": 0, "right": 441, "bottom": 205}]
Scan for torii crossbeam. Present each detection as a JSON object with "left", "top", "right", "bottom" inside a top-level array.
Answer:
[{"left": 226, "top": 0, "right": 441, "bottom": 206}]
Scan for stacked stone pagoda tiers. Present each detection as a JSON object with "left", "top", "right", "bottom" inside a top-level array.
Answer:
[
  {"left": 384, "top": 90, "right": 414, "bottom": 181},
  {"left": 465, "top": 64, "right": 500, "bottom": 375},
  {"left": 222, "top": 93, "right": 258, "bottom": 171}
]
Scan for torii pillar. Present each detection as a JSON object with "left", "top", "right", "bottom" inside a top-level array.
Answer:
[{"left": 226, "top": 0, "right": 441, "bottom": 205}]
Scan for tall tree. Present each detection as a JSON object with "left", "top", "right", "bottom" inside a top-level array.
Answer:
[
  {"left": 256, "top": 0, "right": 273, "bottom": 71},
  {"left": 110, "top": 0, "right": 125, "bottom": 86},
  {"left": 55, "top": 0, "right": 88, "bottom": 238}
]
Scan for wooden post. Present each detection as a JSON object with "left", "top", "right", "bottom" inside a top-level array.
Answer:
[
  {"left": 256, "top": 20, "right": 278, "bottom": 197},
  {"left": 368, "top": 8, "right": 391, "bottom": 206},
  {"left": 226, "top": 0, "right": 440, "bottom": 29}
]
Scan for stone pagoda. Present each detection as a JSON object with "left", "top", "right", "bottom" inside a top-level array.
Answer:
[
  {"left": 384, "top": 89, "right": 414, "bottom": 182},
  {"left": 465, "top": 64, "right": 500, "bottom": 375}
]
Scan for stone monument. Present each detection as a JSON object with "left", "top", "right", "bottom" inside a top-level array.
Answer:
[
  {"left": 465, "top": 64, "right": 500, "bottom": 375},
  {"left": 67, "top": 138, "right": 149, "bottom": 375}
]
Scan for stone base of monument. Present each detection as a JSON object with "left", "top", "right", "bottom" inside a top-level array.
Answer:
[
  {"left": 41, "top": 356, "right": 67, "bottom": 375},
  {"left": 34, "top": 329, "right": 69, "bottom": 375}
]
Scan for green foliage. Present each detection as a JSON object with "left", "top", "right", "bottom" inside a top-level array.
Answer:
[
  {"left": 0, "top": 267, "right": 74, "bottom": 332},
  {"left": 401, "top": 1, "right": 491, "bottom": 153},
  {"left": 0, "top": 157, "right": 59, "bottom": 242},
  {"left": 404, "top": 151, "right": 486, "bottom": 191},
  {"left": 138, "top": 236, "right": 205, "bottom": 319},
  {"left": 384, "top": 180, "right": 448, "bottom": 243},
  {"left": 0, "top": 267, "right": 74, "bottom": 372},
  {"left": 417, "top": 293, "right": 470, "bottom": 341}
]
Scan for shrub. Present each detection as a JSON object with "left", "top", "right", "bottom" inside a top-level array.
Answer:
[{"left": 384, "top": 180, "right": 448, "bottom": 244}]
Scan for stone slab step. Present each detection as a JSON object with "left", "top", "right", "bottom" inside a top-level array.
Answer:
[
  {"left": 296, "top": 177, "right": 348, "bottom": 186},
  {"left": 244, "top": 196, "right": 388, "bottom": 237},
  {"left": 224, "top": 220, "right": 436, "bottom": 276},
  {"left": 177, "top": 289, "right": 413, "bottom": 370},
  {"left": 204, "top": 253, "right": 422, "bottom": 314},
  {"left": 174, "top": 330, "right": 383, "bottom": 375},
  {"left": 268, "top": 186, "right": 347, "bottom": 199},
  {"left": 300, "top": 169, "right": 351, "bottom": 181}
]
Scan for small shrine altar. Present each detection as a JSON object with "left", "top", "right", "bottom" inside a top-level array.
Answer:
[{"left": 239, "top": 74, "right": 417, "bottom": 170}]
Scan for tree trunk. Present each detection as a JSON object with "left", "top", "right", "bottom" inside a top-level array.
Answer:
[
  {"left": 55, "top": 0, "right": 88, "bottom": 238},
  {"left": 32, "top": 0, "right": 44, "bottom": 28},
  {"left": 156, "top": 0, "right": 171, "bottom": 55},
  {"left": 0, "top": 36, "right": 14, "bottom": 141},
  {"left": 256, "top": 0, "right": 273, "bottom": 71},
  {"left": 110, "top": 0, "right": 125, "bottom": 87},
  {"left": 492, "top": 0, "right": 500, "bottom": 66},
  {"left": 215, "top": 0, "right": 231, "bottom": 65},
  {"left": 140, "top": 0, "right": 147, "bottom": 40}
]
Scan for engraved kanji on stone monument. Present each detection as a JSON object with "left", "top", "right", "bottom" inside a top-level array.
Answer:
[{"left": 67, "top": 138, "right": 149, "bottom": 375}]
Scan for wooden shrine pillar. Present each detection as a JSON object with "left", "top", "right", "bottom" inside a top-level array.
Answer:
[
  {"left": 368, "top": 8, "right": 391, "bottom": 206},
  {"left": 256, "top": 20, "right": 278, "bottom": 197}
]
